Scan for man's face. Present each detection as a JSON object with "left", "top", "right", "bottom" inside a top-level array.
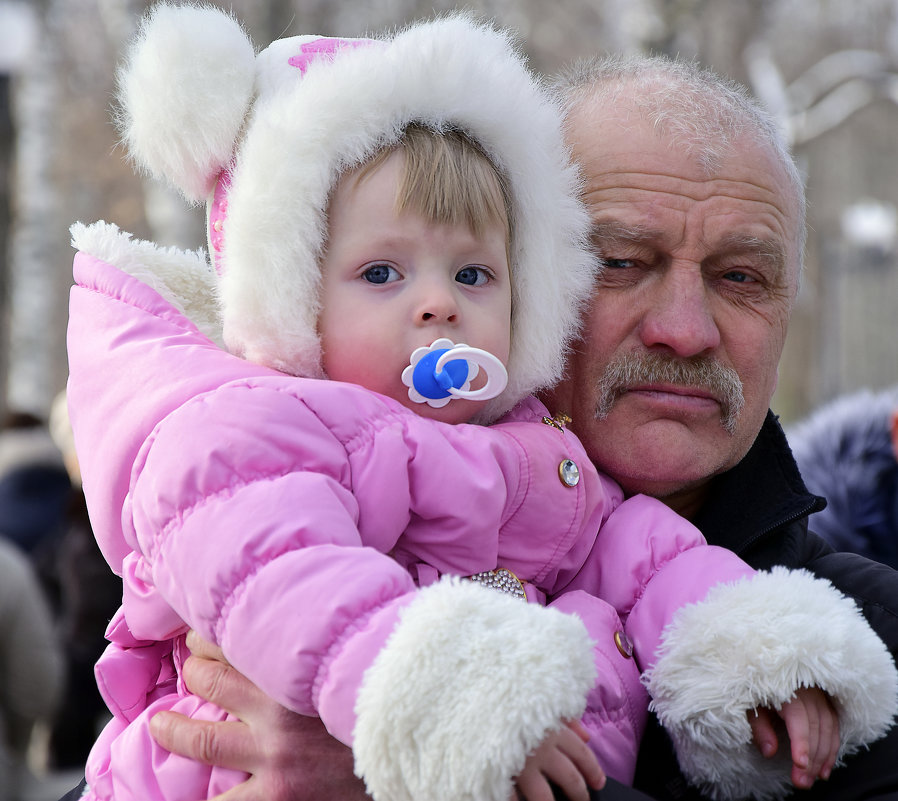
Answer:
[{"left": 544, "top": 96, "right": 801, "bottom": 514}]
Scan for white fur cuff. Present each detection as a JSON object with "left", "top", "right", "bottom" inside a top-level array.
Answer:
[
  {"left": 645, "top": 567, "right": 898, "bottom": 801},
  {"left": 352, "top": 577, "right": 596, "bottom": 801}
]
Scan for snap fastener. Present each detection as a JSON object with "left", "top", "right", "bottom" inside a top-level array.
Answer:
[
  {"left": 559, "top": 459, "right": 580, "bottom": 487},
  {"left": 614, "top": 631, "right": 633, "bottom": 659}
]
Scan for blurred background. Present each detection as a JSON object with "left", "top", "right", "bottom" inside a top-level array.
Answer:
[{"left": 0, "top": 0, "right": 896, "bottom": 424}]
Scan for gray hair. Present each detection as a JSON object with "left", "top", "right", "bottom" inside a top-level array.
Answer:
[{"left": 553, "top": 54, "right": 807, "bottom": 271}]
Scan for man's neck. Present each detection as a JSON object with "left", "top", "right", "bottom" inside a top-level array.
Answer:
[{"left": 656, "top": 482, "right": 711, "bottom": 521}]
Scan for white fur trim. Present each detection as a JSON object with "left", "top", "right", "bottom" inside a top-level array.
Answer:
[
  {"left": 116, "top": 3, "right": 256, "bottom": 202},
  {"left": 71, "top": 221, "right": 223, "bottom": 346},
  {"left": 644, "top": 567, "right": 898, "bottom": 801},
  {"left": 352, "top": 578, "right": 596, "bottom": 801},
  {"left": 116, "top": 9, "right": 597, "bottom": 422}
]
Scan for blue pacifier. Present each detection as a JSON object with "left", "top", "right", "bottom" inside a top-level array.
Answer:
[{"left": 401, "top": 338, "right": 508, "bottom": 408}]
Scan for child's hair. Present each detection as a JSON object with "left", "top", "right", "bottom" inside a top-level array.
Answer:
[{"left": 357, "top": 124, "right": 514, "bottom": 249}]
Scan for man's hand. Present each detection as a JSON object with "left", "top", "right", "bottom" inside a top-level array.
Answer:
[
  {"left": 749, "top": 687, "right": 840, "bottom": 789},
  {"left": 149, "top": 630, "right": 369, "bottom": 801},
  {"left": 512, "top": 721, "right": 605, "bottom": 801}
]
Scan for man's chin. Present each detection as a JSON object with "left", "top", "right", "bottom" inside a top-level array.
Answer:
[{"left": 587, "top": 416, "right": 739, "bottom": 491}]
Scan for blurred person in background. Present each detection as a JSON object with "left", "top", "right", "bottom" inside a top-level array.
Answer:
[
  {"left": 45, "top": 393, "right": 121, "bottom": 772},
  {"left": 0, "top": 536, "right": 63, "bottom": 801},
  {"left": 788, "top": 385, "right": 898, "bottom": 570},
  {"left": 0, "top": 411, "right": 71, "bottom": 610}
]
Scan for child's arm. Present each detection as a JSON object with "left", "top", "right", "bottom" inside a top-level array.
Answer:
[
  {"left": 514, "top": 721, "right": 605, "bottom": 801},
  {"left": 750, "top": 687, "right": 840, "bottom": 789},
  {"left": 557, "top": 494, "right": 896, "bottom": 800}
]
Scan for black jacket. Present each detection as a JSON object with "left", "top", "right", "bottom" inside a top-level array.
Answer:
[{"left": 632, "top": 411, "right": 898, "bottom": 801}]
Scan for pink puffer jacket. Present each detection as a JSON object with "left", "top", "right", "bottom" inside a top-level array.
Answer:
[{"left": 67, "top": 225, "right": 898, "bottom": 801}]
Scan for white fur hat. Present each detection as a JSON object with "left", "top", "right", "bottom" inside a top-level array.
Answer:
[{"left": 117, "top": 4, "right": 596, "bottom": 421}]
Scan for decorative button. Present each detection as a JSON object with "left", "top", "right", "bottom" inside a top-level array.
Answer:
[
  {"left": 559, "top": 459, "right": 580, "bottom": 487},
  {"left": 614, "top": 631, "right": 634, "bottom": 659},
  {"left": 541, "top": 411, "right": 573, "bottom": 431},
  {"left": 466, "top": 568, "right": 527, "bottom": 600}
]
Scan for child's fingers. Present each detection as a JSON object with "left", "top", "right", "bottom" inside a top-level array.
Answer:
[
  {"left": 514, "top": 767, "right": 555, "bottom": 801},
  {"left": 556, "top": 726, "right": 606, "bottom": 792},
  {"left": 747, "top": 707, "right": 779, "bottom": 758},
  {"left": 536, "top": 748, "right": 591, "bottom": 801},
  {"left": 782, "top": 688, "right": 840, "bottom": 789},
  {"left": 795, "top": 687, "right": 841, "bottom": 782},
  {"left": 775, "top": 696, "right": 813, "bottom": 789},
  {"left": 515, "top": 728, "right": 605, "bottom": 801},
  {"left": 808, "top": 691, "right": 839, "bottom": 780},
  {"left": 564, "top": 719, "right": 591, "bottom": 743},
  {"left": 795, "top": 693, "right": 818, "bottom": 773},
  {"left": 756, "top": 689, "right": 841, "bottom": 790}
]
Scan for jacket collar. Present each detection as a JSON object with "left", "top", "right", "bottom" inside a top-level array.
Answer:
[{"left": 693, "top": 410, "right": 826, "bottom": 555}]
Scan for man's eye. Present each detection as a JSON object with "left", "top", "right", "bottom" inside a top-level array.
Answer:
[
  {"left": 362, "top": 263, "right": 400, "bottom": 284},
  {"left": 601, "top": 258, "right": 635, "bottom": 270},
  {"left": 456, "top": 265, "right": 490, "bottom": 286},
  {"left": 723, "top": 270, "right": 756, "bottom": 284}
]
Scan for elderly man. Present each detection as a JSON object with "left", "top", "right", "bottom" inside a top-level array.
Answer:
[
  {"left": 67, "top": 54, "right": 898, "bottom": 801},
  {"left": 540, "top": 54, "right": 898, "bottom": 800}
]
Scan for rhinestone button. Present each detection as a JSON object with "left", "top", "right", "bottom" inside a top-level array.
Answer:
[
  {"left": 559, "top": 459, "right": 580, "bottom": 487},
  {"left": 614, "top": 631, "right": 634, "bottom": 659},
  {"left": 467, "top": 568, "right": 527, "bottom": 600}
]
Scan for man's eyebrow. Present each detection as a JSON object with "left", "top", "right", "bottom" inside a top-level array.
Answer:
[
  {"left": 591, "top": 223, "right": 787, "bottom": 266},
  {"left": 589, "top": 221, "right": 660, "bottom": 246},
  {"left": 715, "top": 233, "right": 787, "bottom": 269}
]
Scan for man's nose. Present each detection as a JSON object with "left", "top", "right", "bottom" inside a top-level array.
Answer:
[{"left": 639, "top": 264, "right": 721, "bottom": 357}]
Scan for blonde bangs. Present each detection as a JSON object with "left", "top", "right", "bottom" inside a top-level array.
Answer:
[{"left": 360, "top": 124, "right": 513, "bottom": 245}]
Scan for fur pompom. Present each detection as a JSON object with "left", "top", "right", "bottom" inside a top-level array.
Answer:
[
  {"left": 352, "top": 577, "right": 597, "bottom": 801},
  {"left": 116, "top": 3, "right": 256, "bottom": 201},
  {"left": 645, "top": 567, "right": 898, "bottom": 800}
]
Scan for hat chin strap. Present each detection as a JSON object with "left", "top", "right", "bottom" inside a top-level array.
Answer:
[{"left": 401, "top": 338, "right": 508, "bottom": 409}]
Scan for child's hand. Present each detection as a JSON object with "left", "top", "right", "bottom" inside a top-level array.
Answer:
[
  {"left": 749, "top": 686, "right": 840, "bottom": 789},
  {"left": 511, "top": 720, "right": 605, "bottom": 801}
]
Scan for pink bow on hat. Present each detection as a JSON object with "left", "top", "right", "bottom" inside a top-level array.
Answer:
[
  {"left": 288, "top": 37, "right": 371, "bottom": 73},
  {"left": 208, "top": 36, "right": 375, "bottom": 270}
]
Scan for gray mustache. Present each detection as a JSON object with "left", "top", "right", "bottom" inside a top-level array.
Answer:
[{"left": 594, "top": 353, "right": 745, "bottom": 434}]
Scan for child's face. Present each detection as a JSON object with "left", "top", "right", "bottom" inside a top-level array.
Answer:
[{"left": 318, "top": 150, "right": 512, "bottom": 424}]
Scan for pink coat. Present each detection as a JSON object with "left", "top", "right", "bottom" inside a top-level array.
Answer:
[{"left": 68, "top": 230, "right": 897, "bottom": 801}]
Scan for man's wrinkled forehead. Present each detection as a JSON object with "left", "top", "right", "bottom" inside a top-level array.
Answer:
[{"left": 567, "top": 93, "right": 803, "bottom": 283}]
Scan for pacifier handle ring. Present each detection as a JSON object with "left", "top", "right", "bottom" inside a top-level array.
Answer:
[{"left": 437, "top": 346, "right": 508, "bottom": 401}]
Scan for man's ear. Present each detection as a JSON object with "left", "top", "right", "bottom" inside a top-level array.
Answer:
[{"left": 889, "top": 409, "right": 898, "bottom": 461}]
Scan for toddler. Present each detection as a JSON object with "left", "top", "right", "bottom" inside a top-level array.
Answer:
[{"left": 66, "top": 6, "right": 897, "bottom": 801}]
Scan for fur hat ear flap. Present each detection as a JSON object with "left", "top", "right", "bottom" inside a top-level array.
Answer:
[{"left": 116, "top": 3, "right": 256, "bottom": 203}]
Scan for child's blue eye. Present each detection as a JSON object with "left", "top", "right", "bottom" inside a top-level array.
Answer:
[
  {"left": 362, "top": 263, "right": 400, "bottom": 284},
  {"left": 456, "top": 266, "right": 489, "bottom": 286}
]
